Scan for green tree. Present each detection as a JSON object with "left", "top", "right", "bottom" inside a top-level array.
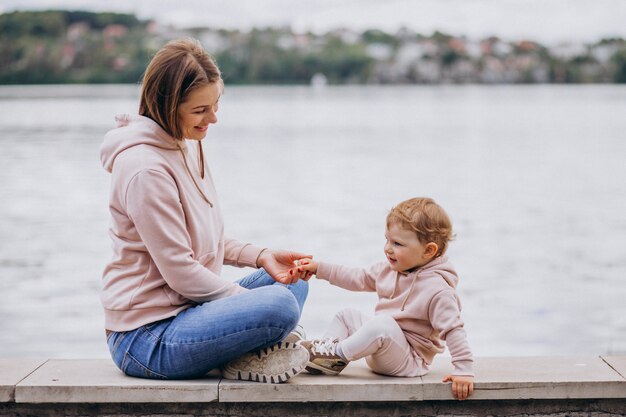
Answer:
[{"left": 612, "top": 49, "right": 626, "bottom": 83}]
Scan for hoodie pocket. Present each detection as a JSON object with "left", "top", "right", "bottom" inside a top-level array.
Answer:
[{"left": 162, "top": 284, "right": 187, "bottom": 305}]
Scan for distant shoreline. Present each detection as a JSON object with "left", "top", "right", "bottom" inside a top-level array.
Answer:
[{"left": 1, "top": 10, "right": 626, "bottom": 85}]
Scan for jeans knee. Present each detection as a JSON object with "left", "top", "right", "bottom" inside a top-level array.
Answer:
[{"left": 257, "top": 285, "right": 300, "bottom": 329}]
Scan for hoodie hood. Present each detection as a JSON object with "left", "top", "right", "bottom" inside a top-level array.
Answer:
[
  {"left": 100, "top": 114, "right": 212, "bottom": 206},
  {"left": 399, "top": 255, "right": 458, "bottom": 311},
  {"left": 100, "top": 114, "right": 184, "bottom": 173},
  {"left": 421, "top": 255, "right": 458, "bottom": 289}
]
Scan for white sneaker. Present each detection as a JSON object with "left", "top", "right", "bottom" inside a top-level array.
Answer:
[
  {"left": 284, "top": 324, "right": 306, "bottom": 344},
  {"left": 299, "top": 338, "right": 349, "bottom": 376},
  {"left": 222, "top": 341, "right": 309, "bottom": 384}
]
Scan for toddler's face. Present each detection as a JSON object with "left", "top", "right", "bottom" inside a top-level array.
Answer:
[{"left": 384, "top": 224, "right": 433, "bottom": 272}]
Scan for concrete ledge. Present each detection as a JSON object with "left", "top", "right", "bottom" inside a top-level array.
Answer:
[
  {"left": 605, "top": 355, "right": 626, "bottom": 379},
  {"left": 220, "top": 355, "right": 626, "bottom": 402},
  {"left": 420, "top": 356, "right": 626, "bottom": 400},
  {"left": 0, "top": 359, "right": 45, "bottom": 402},
  {"left": 1, "top": 356, "right": 625, "bottom": 416},
  {"left": 220, "top": 362, "right": 423, "bottom": 402},
  {"left": 2, "top": 399, "right": 626, "bottom": 417},
  {"left": 14, "top": 359, "right": 219, "bottom": 403}
]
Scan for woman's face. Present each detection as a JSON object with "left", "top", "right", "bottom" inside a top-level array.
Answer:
[{"left": 177, "top": 82, "right": 221, "bottom": 140}]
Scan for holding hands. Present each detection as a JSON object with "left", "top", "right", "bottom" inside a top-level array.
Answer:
[
  {"left": 289, "top": 258, "right": 318, "bottom": 282},
  {"left": 256, "top": 250, "right": 314, "bottom": 284}
]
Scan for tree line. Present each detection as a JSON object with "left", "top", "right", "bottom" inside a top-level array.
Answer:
[{"left": 1, "top": 10, "right": 625, "bottom": 85}]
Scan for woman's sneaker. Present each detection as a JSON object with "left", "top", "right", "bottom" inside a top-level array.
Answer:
[
  {"left": 284, "top": 324, "right": 306, "bottom": 344},
  {"left": 299, "top": 338, "right": 349, "bottom": 376},
  {"left": 222, "top": 341, "right": 309, "bottom": 384}
]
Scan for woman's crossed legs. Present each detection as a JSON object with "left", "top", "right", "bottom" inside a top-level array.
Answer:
[{"left": 107, "top": 269, "right": 308, "bottom": 379}]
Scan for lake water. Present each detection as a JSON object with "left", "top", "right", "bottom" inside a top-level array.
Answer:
[{"left": 0, "top": 84, "right": 625, "bottom": 359}]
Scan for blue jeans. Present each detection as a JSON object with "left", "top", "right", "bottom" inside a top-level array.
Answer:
[{"left": 106, "top": 268, "right": 308, "bottom": 379}]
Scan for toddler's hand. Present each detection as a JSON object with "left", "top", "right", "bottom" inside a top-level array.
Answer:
[
  {"left": 442, "top": 375, "right": 474, "bottom": 400},
  {"left": 289, "top": 259, "right": 318, "bottom": 281}
]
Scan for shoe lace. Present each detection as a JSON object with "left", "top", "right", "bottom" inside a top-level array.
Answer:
[{"left": 311, "top": 338, "right": 338, "bottom": 356}]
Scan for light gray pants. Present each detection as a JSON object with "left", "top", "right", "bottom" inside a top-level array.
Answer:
[{"left": 324, "top": 307, "right": 426, "bottom": 377}]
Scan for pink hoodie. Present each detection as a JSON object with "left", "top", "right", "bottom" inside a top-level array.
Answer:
[
  {"left": 100, "top": 114, "right": 264, "bottom": 331},
  {"left": 316, "top": 256, "right": 474, "bottom": 376}
]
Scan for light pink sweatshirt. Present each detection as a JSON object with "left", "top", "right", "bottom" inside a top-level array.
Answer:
[
  {"left": 316, "top": 256, "right": 474, "bottom": 376},
  {"left": 100, "top": 114, "right": 264, "bottom": 331}
]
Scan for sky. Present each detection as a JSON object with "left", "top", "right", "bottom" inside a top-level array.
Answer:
[{"left": 1, "top": 0, "right": 626, "bottom": 45}]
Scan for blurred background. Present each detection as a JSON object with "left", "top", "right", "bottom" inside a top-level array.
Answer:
[{"left": 1, "top": 0, "right": 625, "bottom": 360}]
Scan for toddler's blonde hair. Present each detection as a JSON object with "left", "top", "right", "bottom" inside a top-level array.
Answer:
[{"left": 386, "top": 197, "right": 454, "bottom": 257}]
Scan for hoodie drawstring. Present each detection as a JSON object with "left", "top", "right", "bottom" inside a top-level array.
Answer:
[
  {"left": 401, "top": 272, "right": 420, "bottom": 311},
  {"left": 177, "top": 142, "right": 213, "bottom": 207},
  {"left": 198, "top": 141, "right": 205, "bottom": 179},
  {"left": 389, "top": 270, "right": 418, "bottom": 311}
]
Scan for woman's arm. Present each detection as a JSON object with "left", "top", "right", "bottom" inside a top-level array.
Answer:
[{"left": 126, "top": 169, "right": 246, "bottom": 302}]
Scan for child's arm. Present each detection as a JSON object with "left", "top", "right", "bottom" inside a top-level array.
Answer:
[
  {"left": 442, "top": 374, "right": 474, "bottom": 400},
  {"left": 429, "top": 291, "right": 475, "bottom": 400},
  {"left": 291, "top": 259, "right": 382, "bottom": 292}
]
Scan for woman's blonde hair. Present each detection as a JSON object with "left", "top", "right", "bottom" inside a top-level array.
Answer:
[
  {"left": 386, "top": 197, "right": 454, "bottom": 257},
  {"left": 139, "top": 38, "right": 222, "bottom": 139}
]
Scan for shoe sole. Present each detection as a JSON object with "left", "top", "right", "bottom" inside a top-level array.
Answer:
[
  {"left": 222, "top": 342, "right": 309, "bottom": 384},
  {"left": 305, "top": 361, "right": 343, "bottom": 376}
]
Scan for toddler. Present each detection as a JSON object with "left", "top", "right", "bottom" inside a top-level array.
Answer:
[{"left": 292, "top": 197, "right": 474, "bottom": 400}]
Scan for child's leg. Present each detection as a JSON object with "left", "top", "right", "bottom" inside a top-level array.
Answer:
[
  {"left": 298, "top": 308, "right": 368, "bottom": 375},
  {"left": 339, "top": 314, "right": 425, "bottom": 377},
  {"left": 323, "top": 307, "right": 368, "bottom": 341}
]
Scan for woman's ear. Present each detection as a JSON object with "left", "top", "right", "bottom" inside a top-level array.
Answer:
[{"left": 424, "top": 242, "right": 439, "bottom": 259}]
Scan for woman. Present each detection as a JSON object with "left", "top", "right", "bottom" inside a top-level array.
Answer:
[{"left": 100, "top": 38, "right": 310, "bottom": 383}]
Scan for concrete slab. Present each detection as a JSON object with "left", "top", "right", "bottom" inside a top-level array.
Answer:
[
  {"left": 0, "top": 359, "right": 46, "bottom": 402},
  {"left": 15, "top": 359, "right": 219, "bottom": 403},
  {"left": 219, "top": 359, "right": 422, "bottom": 402},
  {"left": 602, "top": 356, "right": 626, "bottom": 380},
  {"left": 8, "top": 356, "right": 626, "bottom": 405},
  {"left": 423, "top": 356, "right": 626, "bottom": 400}
]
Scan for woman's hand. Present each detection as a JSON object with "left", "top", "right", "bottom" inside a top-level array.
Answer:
[
  {"left": 442, "top": 375, "right": 474, "bottom": 400},
  {"left": 256, "top": 249, "right": 312, "bottom": 284}
]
